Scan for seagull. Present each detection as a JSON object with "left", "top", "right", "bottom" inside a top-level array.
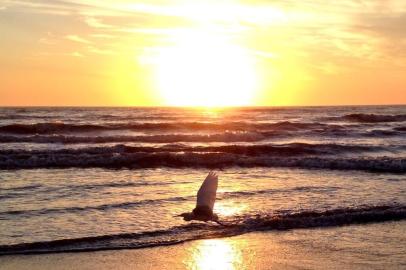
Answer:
[{"left": 178, "top": 172, "right": 223, "bottom": 224}]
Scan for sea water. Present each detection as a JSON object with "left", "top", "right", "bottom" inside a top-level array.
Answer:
[{"left": 0, "top": 106, "right": 405, "bottom": 255}]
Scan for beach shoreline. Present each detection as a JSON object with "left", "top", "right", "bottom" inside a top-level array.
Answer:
[{"left": 1, "top": 221, "right": 405, "bottom": 270}]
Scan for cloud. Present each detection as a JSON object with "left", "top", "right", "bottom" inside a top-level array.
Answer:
[
  {"left": 84, "top": 17, "right": 112, "bottom": 28},
  {"left": 3, "top": 0, "right": 84, "bottom": 15},
  {"left": 66, "top": 35, "right": 91, "bottom": 44},
  {"left": 90, "top": 33, "right": 115, "bottom": 38},
  {"left": 71, "top": 51, "right": 84, "bottom": 57},
  {"left": 38, "top": 37, "right": 56, "bottom": 45},
  {"left": 87, "top": 45, "right": 115, "bottom": 55},
  {"left": 3, "top": 0, "right": 406, "bottom": 69}
]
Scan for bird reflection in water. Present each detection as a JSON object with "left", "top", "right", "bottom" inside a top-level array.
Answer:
[{"left": 185, "top": 239, "right": 244, "bottom": 270}]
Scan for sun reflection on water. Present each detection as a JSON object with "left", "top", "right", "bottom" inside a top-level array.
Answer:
[
  {"left": 215, "top": 201, "right": 248, "bottom": 217},
  {"left": 185, "top": 239, "right": 243, "bottom": 270}
]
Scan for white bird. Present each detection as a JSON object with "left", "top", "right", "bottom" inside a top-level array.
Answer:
[{"left": 178, "top": 172, "right": 221, "bottom": 223}]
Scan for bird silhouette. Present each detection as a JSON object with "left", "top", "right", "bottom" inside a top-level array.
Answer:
[{"left": 178, "top": 172, "right": 223, "bottom": 224}]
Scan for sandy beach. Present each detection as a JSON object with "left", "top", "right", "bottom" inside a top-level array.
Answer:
[{"left": 1, "top": 221, "right": 405, "bottom": 270}]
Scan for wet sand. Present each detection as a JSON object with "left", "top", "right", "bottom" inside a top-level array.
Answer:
[{"left": 1, "top": 221, "right": 404, "bottom": 270}]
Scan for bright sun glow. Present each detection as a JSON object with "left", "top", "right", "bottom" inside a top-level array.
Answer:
[{"left": 154, "top": 31, "right": 258, "bottom": 107}]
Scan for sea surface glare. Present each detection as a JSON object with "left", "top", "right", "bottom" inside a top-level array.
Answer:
[{"left": 0, "top": 106, "right": 405, "bottom": 256}]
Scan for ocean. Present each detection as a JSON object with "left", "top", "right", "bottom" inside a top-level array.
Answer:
[{"left": 0, "top": 106, "right": 405, "bottom": 256}]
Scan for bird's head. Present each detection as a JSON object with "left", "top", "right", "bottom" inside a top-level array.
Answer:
[{"left": 179, "top": 212, "right": 194, "bottom": 221}]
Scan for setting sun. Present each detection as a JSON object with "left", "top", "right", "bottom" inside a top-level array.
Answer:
[{"left": 153, "top": 30, "right": 258, "bottom": 107}]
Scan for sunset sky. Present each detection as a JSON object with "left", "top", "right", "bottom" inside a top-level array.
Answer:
[{"left": 1, "top": 0, "right": 405, "bottom": 106}]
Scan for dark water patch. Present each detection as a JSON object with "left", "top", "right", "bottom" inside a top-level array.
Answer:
[
  {"left": 328, "top": 113, "right": 406, "bottom": 123},
  {"left": 67, "top": 180, "right": 194, "bottom": 191},
  {"left": 386, "top": 178, "right": 406, "bottom": 182},
  {"left": 0, "top": 123, "right": 109, "bottom": 134},
  {"left": 0, "top": 121, "right": 337, "bottom": 135},
  {"left": 0, "top": 184, "right": 42, "bottom": 191},
  {"left": 394, "top": 126, "right": 406, "bottom": 132},
  {"left": 0, "top": 184, "right": 44, "bottom": 200},
  {"left": 0, "top": 196, "right": 190, "bottom": 217},
  {"left": 0, "top": 132, "right": 268, "bottom": 144},
  {"left": 0, "top": 180, "right": 195, "bottom": 202},
  {"left": 0, "top": 204, "right": 404, "bottom": 255},
  {"left": 0, "top": 114, "right": 58, "bottom": 120},
  {"left": 367, "top": 129, "right": 400, "bottom": 136},
  {"left": 219, "top": 186, "right": 340, "bottom": 199}
]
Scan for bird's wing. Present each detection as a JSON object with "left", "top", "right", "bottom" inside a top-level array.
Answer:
[{"left": 196, "top": 172, "right": 218, "bottom": 211}]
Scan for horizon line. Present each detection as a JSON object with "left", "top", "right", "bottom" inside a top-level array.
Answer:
[{"left": 0, "top": 104, "right": 405, "bottom": 108}]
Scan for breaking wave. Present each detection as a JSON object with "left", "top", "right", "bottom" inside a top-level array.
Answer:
[
  {"left": 0, "top": 204, "right": 404, "bottom": 255},
  {"left": 0, "top": 143, "right": 404, "bottom": 172},
  {"left": 0, "top": 142, "right": 385, "bottom": 155},
  {"left": 1, "top": 129, "right": 405, "bottom": 144}
]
